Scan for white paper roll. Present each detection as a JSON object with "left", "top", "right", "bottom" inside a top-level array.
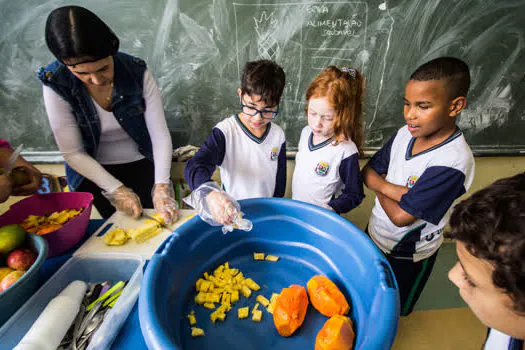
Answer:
[{"left": 14, "top": 280, "right": 87, "bottom": 350}]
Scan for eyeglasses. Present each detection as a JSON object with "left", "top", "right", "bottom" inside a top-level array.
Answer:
[{"left": 240, "top": 97, "right": 279, "bottom": 120}]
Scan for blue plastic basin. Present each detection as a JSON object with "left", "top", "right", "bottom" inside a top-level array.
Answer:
[{"left": 139, "top": 198, "right": 399, "bottom": 349}]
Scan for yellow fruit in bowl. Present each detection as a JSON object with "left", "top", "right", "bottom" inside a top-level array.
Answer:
[
  {"left": 0, "top": 267, "right": 15, "bottom": 283},
  {"left": 0, "top": 224, "right": 26, "bottom": 254},
  {"left": 0, "top": 270, "right": 25, "bottom": 292}
]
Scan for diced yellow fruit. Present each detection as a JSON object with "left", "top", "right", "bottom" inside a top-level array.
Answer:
[
  {"left": 244, "top": 278, "right": 260, "bottom": 291},
  {"left": 256, "top": 295, "right": 270, "bottom": 307},
  {"left": 222, "top": 293, "right": 231, "bottom": 306},
  {"left": 241, "top": 285, "right": 252, "bottom": 298},
  {"left": 199, "top": 280, "right": 211, "bottom": 292},
  {"left": 191, "top": 327, "right": 205, "bottom": 337},
  {"left": 203, "top": 303, "right": 215, "bottom": 309},
  {"left": 224, "top": 262, "right": 229, "bottom": 269},
  {"left": 252, "top": 309, "right": 262, "bottom": 322},
  {"left": 195, "top": 292, "right": 206, "bottom": 305},
  {"left": 265, "top": 255, "right": 279, "bottom": 262},
  {"left": 229, "top": 268, "right": 239, "bottom": 276},
  {"left": 270, "top": 293, "right": 280, "bottom": 304},
  {"left": 252, "top": 303, "right": 260, "bottom": 314},
  {"left": 210, "top": 310, "right": 225, "bottom": 323},
  {"left": 214, "top": 265, "right": 224, "bottom": 276},
  {"left": 187, "top": 311, "right": 197, "bottom": 326},
  {"left": 204, "top": 272, "right": 210, "bottom": 280},
  {"left": 212, "top": 293, "right": 221, "bottom": 304},
  {"left": 103, "top": 228, "right": 129, "bottom": 246},
  {"left": 231, "top": 291, "right": 239, "bottom": 303},
  {"left": 234, "top": 272, "right": 244, "bottom": 282},
  {"left": 253, "top": 253, "right": 265, "bottom": 260},
  {"left": 238, "top": 307, "right": 249, "bottom": 319},
  {"left": 267, "top": 303, "right": 274, "bottom": 314},
  {"left": 207, "top": 275, "right": 216, "bottom": 282},
  {"left": 196, "top": 278, "right": 206, "bottom": 292},
  {"left": 214, "top": 279, "right": 226, "bottom": 287}
]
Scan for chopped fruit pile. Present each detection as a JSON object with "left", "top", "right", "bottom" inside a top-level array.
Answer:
[
  {"left": 21, "top": 208, "right": 83, "bottom": 235},
  {"left": 188, "top": 260, "right": 281, "bottom": 337},
  {"left": 102, "top": 213, "right": 166, "bottom": 246}
]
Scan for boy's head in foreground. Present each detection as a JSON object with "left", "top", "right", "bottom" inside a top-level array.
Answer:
[
  {"left": 238, "top": 60, "right": 285, "bottom": 135},
  {"left": 447, "top": 172, "right": 525, "bottom": 339},
  {"left": 404, "top": 57, "right": 470, "bottom": 143}
]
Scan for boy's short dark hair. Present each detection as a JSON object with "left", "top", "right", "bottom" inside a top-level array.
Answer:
[
  {"left": 410, "top": 57, "right": 470, "bottom": 100},
  {"left": 241, "top": 60, "right": 286, "bottom": 107},
  {"left": 45, "top": 6, "right": 119, "bottom": 64},
  {"left": 446, "top": 172, "right": 525, "bottom": 314}
]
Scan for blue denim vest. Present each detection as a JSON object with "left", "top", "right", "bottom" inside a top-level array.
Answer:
[{"left": 37, "top": 52, "right": 154, "bottom": 191}]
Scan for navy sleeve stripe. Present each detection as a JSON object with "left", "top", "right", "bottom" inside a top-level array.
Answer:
[
  {"left": 368, "top": 132, "right": 397, "bottom": 175},
  {"left": 329, "top": 153, "right": 365, "bottom": 214},
  {"left": 184, "top": 127, "right": 226, "bottom": 190},
  {"left": 399, "top": 166, "right": 466, "bottom": 225},
  {"left": 273, "top": 141, "right": 287, "bottom": 197}
]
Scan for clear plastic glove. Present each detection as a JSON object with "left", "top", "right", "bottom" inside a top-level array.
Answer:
[
  {"left": 152, "top": 182, "right": 179, "bottom": 225},
  {"left": 183, "top": 181, "right": 253, "bottom": 234},
  {"left": 103, "top": 185, "right": 143, "bottom": 218}
]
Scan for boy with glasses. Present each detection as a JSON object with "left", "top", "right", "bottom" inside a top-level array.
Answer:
[{"left": 185, "top": 60, "right": 286, "bottom": 225}]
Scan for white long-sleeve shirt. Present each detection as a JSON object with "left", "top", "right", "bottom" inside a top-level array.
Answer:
[{"left": 43, "top": 70, "right": 172, "bottom": 193}]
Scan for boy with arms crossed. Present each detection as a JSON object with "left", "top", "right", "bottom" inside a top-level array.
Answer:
[{"left": 363, "top": 57, "right": 475, "bottom": 315}]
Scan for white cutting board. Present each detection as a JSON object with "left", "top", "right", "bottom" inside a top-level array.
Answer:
[{"left": 74, "top": 209, "right": 196, "bottom": 259}]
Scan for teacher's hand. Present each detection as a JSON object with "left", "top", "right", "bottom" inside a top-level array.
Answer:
[{"left": 103, "top": 186, "right": 143, "bottom": 218}]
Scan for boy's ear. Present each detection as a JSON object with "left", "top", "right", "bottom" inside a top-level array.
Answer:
[
  {"left": 237, "top": 88, "right": 242, "bottom": 98},
  {"left": 449, "top": 96, "right": 467, "bottom": 117}
]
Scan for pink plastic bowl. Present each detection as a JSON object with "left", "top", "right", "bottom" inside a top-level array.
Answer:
[{"left": 0, "top": 192, "right": 93, "bottom": 257}]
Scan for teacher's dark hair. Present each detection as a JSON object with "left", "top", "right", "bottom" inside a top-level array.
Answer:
[{"left": 45, "top": 6, "right": 119, "bottom": 65}]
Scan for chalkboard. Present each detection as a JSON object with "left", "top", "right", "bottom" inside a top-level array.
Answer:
[{"left": 1, "top": 0, "right": 524, "bottom": 156}]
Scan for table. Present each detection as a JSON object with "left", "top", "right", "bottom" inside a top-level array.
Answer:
[{"left": 39, "top": 220, "right": 149, "bottom": 349}]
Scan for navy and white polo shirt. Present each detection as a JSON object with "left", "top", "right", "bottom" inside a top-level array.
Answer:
[
  {"left": 484, "top": 328, "right": 524, "bottom": 350},
  {"left": 368, "top": 126, "right": 475, "bottom": 261},
  {"left": 292, "top": 126, "right": 364, "bottom": 213},
  {"left": 184, "top": 115, "right": 286, "bottom": 200}
]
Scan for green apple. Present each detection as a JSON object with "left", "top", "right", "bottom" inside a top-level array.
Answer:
[{"left": 0, "top": 224, "right": 26, "bottom": 254}]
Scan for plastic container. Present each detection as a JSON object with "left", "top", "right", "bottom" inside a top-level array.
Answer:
[
  {"left": 0, "top": 192, "right": 93, "bottom": 257},
  {"left": 139, "top": 198, "right": 399, "bottom": 350},
  {"left": 0, "top": 253, "right": 144, "bottom": 350},
  {"left": 0, "top": 232, "right": 48, "bottom": 327}
]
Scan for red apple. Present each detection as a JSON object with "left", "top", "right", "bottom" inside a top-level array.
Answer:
[
  {"left": 0, "top": 270, "right": 25, "bottom": 292},
  {"left": 7, "top": 249, "right": 37, "bottom": 270}
]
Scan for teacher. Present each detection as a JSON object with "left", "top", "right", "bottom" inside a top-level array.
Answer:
[{"left": 37, "top": 6, "right": 178, "bottom": 223}]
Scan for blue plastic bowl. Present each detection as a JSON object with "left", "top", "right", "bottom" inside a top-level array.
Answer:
[
  {"left": 139, "top": 198, "right": 399, "bottom": 350},
  {"left": 0, "top": 231, "right": 48, "bottom": 327}
]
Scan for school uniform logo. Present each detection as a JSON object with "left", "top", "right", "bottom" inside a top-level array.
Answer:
[
  {"left": 406, "top": 174, "right": 419, "bottom": 189},
  {"left": 315, "top": 161, "right": 329, "bottom": 176},
  {"left": 270, "top": 147, "right": 278, "bottom": 161}
]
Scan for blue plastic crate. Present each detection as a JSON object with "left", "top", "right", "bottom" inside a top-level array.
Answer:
[{"left": 139, "top": 198, "right": 399, "bottom": 349}]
